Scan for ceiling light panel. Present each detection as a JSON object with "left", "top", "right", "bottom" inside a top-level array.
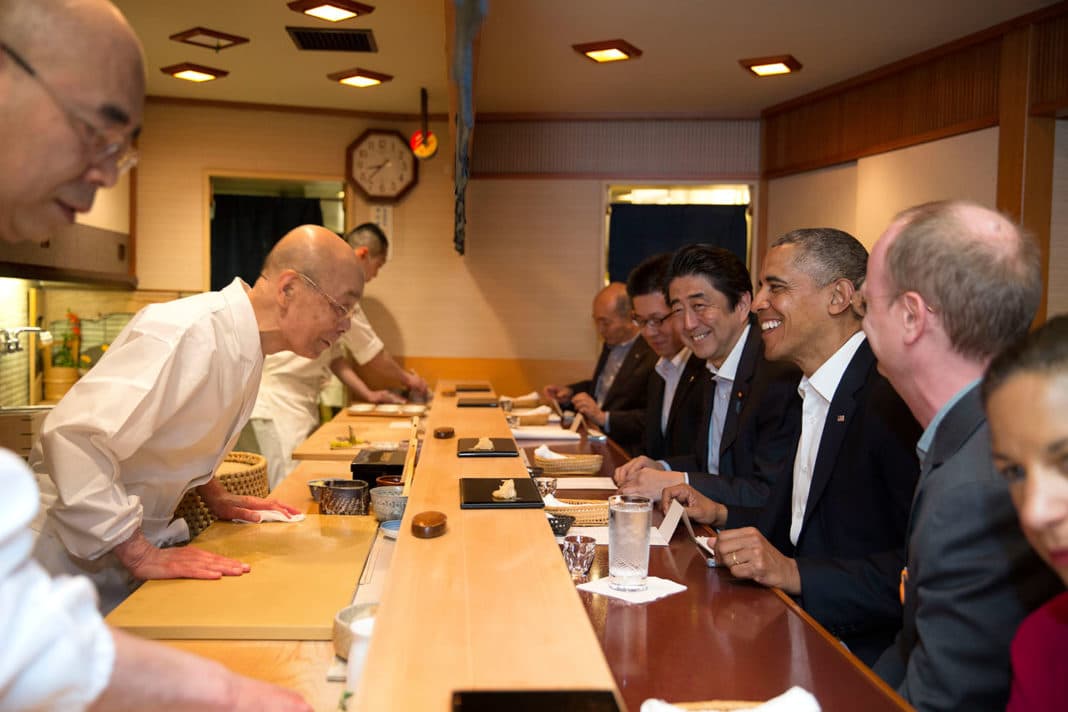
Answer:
[
  {"left": 169, "top": 27, "right": 249, "bottom": 50},
  {"left": 572, "top": 39, "right": 643, "bottom": 63},
  {"left": 287, "top": 0, "right": 375, "bottom": 22},
  {"left": 739, "top": 54, "right": 802, "bottom": 77},
  {"left": 327, "top": 67, "right": 393, "bottom": 87},
  {"left": 160, "top": 62, "right": 229, "bottom": 83}
]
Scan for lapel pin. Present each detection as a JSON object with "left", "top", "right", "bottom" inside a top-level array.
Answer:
[{"left": 836, "top": 414, "right": 845, "bottom": 422}]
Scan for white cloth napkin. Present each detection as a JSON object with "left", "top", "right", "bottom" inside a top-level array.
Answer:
[
  {"left": 514, "top": 405, "right": 552, "bottom": 416},
  {"left": 640, "top": 686, "right": 821, "bottom": 712},
  {"left": 577, "top": 575, "right": 686, "bottom": 604},
  {"left": 542, "top": 493, "right": 572, "bottom": 507},
  {"left": 233, "top": 511, "right": 306, "bottom": 524},
  {"left": 555, "top": 476, "right": 617, "bottom": 491},
  {"left": 512, "top": 426, "right": 581, "bottom": 441},
  {"left": 534, "top": 444, "right": 567, "bottom": 460}
]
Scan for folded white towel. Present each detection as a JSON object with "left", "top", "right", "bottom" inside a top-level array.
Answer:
[
  {"left": 233, "top": 511, "right": 306, "bottom": 524},
  {"left": 640, "top": 686, "right": 821, "bottom": 712},
  {"left": 533, "top": 444, "right": 567, "bottom": 460},
  {"left": 514, "top": 405, "right": 552, "bottom": 416},
  {"left": 512, "top": 426, "right": 581, "bottom": 441}
]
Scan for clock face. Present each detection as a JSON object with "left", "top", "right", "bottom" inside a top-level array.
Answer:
[{"left": 346, "top": 129, "right": 418, "bottom": 203}]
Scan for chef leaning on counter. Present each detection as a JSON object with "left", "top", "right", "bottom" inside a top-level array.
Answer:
[{"left": 0, "top": 0, "right": 312, "bottom": 709}]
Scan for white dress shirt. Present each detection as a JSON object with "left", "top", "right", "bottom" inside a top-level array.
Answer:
[
  {"left": 30, "top": 278, "right": 264, "bottom": 612},
  {"left": 704, "top": 324, "right": 751, "bottom": 475},
  {"left": 1, "top": 449, "right": 113, "bottom": 710},
  {"left": 654, "top": 347, "right": 692, "bottom": 434},
  {"left": 789, "top": 330, "right": 867, "bottom": 546}
]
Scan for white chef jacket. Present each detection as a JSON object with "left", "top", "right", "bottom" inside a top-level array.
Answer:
[
  {"left": 1, "top": 449, "right": 114, "bottom": 710},
  {"left": 339, "top": 304, "right": 384, "bottom": 366},
  {"left": 30, "top": 278, "right": 264, "bottom": 612}
]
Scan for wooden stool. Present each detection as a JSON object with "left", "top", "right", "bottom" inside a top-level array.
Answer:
[{"left": 171, "top": 451, "right": 269, "bottom": 540}]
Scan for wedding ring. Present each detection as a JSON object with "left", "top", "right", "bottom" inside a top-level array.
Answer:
[{"left": 731, "top": 552, "right": 738, "bottom": 566}]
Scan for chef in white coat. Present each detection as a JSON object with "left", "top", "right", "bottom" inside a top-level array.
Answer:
[
  {"left": 248, "top": 222, "right": 428, "bottom": 486},
  {"left": 30, "top": 224, "right": 363, "bottom": 613}
]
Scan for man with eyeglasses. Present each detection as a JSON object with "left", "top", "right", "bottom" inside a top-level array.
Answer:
[
  {"left": 615, "top": 244, "right": 800, "bottom": 514},
  {"left": 31, "top": 225, "right": 362, "bottom": 614},
  {"left": 542, "top": 282, "right": 658, "bottom": 451},
  {"left": 0, "top": 1, "right": 314, "bottom": 709},
  {"left": 604, "top": 253, "right": 708, "bottom": 460}
]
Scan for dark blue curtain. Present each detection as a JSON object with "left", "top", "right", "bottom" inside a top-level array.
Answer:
[
  {"left": 210, "top": 195, "right": 324, "bottom": 291},
  {"left": 607, "top": 204, "right": 748, "bottom": 284}
]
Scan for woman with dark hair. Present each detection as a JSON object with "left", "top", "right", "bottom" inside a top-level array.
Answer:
[{"left": 982, "top": 315, "right": 1068, "bottom": 712}]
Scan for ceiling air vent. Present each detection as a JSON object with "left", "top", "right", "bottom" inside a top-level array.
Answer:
[{"left": 286, "top": 26, "right": 377, "bottom": 52}]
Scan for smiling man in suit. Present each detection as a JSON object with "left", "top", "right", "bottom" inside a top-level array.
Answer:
[
  {"left": 615, "top": 245, "right": 800, "bottom": 512},
  {"left": 863, "top": 201, "right": 1061, "bottom": 710},
  {"left": 662, "top": 229, "right": 921, "bottom": 665},
  {"left": 543, "top": 281, "right": 657, "bottom": 449},
  {"left": 606, "top": 253, "right": 708, "bottom": 459}
]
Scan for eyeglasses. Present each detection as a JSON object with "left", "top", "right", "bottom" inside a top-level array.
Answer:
[
  {"left": 632, "top": 312, "right": 675, "bottom": 330},
  {"left": 1, "top": 42, "right": 139, "bottom": 174},
  {"left": 296, "top": 271, "right": 358, "bottom": 321}
]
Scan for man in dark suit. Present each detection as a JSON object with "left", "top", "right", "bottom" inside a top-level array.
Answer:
[
  {"left": 663, "top": 229, "right": 921, "bottom": 666},
  {"left": 862, "top": 201, "right": 1061, "bottom": 710},
  {"left": 543, "top": 282, "right": 657, "bottom": 451},
  {"left": 606, "top": 254, "right": 708, "bottom": 459},
  {"left": 615, "top": 245, "right": 800, "bottom": 512}
]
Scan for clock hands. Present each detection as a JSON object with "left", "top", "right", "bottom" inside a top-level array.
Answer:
[{"left": 368, "top": 160, "right": 392, "bottom": 179}]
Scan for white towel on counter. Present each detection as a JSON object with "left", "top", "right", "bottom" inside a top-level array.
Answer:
[
  {"left": 577, "top": 575, "right": 685, "bottom": 604},
  {"left": 533, "top": 444, "right": 567, "bottom": 460},
  {"left": 233, "top": 511, "right": 306, "bottom": 524},
  {"left": 511, "top": 426, "right": 581, "bottom": 441},
  {"left": 640, "top": 686, "right": 821, "bottom": 712}
]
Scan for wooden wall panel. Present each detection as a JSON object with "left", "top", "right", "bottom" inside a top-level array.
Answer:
[
  {"left": 1031, "top": 13, "right": 1068, "bottom": 114},
  {"left": 763, "top": 39, "right": 1000, "bottom": 177}
]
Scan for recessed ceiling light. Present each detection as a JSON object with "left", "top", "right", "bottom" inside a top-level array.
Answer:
[
  {"left": 327, "top": 67, "right": 393, "bottom": 87},
  {"left": 572, "top": 39, "right": 642, "bottom": 63},
  {"left": 169, "top": 27, "right": 249, "bottom": 51},
  {"left": 739, "top": 55, "right": 802, "bottom": 77},
  {"left": 287, "top": 0, "right": 375, "bottom": 22},
  {"left": 161, "top": 62, "right": 229, "bottom": 83}
]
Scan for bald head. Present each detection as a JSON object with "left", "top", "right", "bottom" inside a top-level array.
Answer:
[
  {"left": 254, "top": 225, "right": 364, "bottom": 358},
  {"left": 0, "top": 0, "right": 145, "bottom": 244},
  {"left": 592, "top": 282, "right": 637, "bottom": 346},
  {"left": 883, "top": 200, "right": 1041, "bottom": 361}
]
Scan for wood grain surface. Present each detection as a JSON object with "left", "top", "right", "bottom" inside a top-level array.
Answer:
[{"left": 106, "top": 515, "right": 377, "bottom": 640}]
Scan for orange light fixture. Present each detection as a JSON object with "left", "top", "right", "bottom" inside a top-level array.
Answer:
[
  {"left": 328, "top": 67, "right": 393, "bottom": 88},
  {"left": 287, "top": 0, "right": 374, "bottom": 22},
  {"left": 160, "top": 62, "right": 228, "bottom": 83},
  {"left": 572, "top": 39, "right": 642, "bottom": 63},
  {"left": 739, "top": 54, "right": 802, "bottom": 77}
]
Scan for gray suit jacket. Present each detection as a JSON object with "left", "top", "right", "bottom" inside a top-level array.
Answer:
[{"left": 873, "top": 385, "right": 1060, "bottom": 711}]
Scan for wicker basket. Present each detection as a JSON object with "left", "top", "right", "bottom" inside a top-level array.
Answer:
[
  {"left": 171, "top": 451, "right": 269, "bottom": 540},
  {"left": 544, "top": 498, "right": 609, "bottom": 526},
  {"left": 534, "top": 452, "right": 604, "bottom": 474}
]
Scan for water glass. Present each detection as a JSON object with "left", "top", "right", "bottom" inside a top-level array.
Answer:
[
  {"left": 562, "top": 535, "right": 597, "bottom": 580},
  {"left": 534, "top": 476, "right": 557, "bottom": 498},
  {"left": 505, "top": 414, "right": 521, "bottom": 428},
  {"left": 608, "top": 494, "right": 652, "bottom": 592}
]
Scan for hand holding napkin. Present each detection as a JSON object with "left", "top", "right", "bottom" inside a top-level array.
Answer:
[{"left": 640, "top": 686, "right": 821, "bottom": 712}]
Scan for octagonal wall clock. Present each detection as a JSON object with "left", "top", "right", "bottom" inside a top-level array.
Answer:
[{"left": 346, "top": 129, "right": 418, "bottom": 203}]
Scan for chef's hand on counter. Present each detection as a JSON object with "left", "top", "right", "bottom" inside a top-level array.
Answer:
[
  {"left": 88, "top": 629, "right": 313, "bottom": 712},
  {"left": 197, "top": 477, "right": 301, "bottom": 522},
  {"left": 113, "top": 528, "right": 251, "bottom": 580},
  {"left": 403, "top": 368, "right": 429, "bottom": 397},
  {"left": 570, "top": 392, "right": 606, "bottom": 427},
  {"left": 367, "top": 388, "right": 405, "bottom": 405}
]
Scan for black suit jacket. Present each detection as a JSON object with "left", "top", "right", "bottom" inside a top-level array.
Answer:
[
  {"left": 567, "top": 336, "right": 658, "bottom": 419},
  {"left": 667, "top": 325, "right": 801, "bottom": 510},
  {"left": 731, "top": 338, "right": 922, "bottom": 666},
  {"left": 609, "top": 352, "right": 708, "bottom": 460}
]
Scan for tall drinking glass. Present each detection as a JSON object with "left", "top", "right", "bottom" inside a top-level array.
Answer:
[{"left": 608, "top": 494, "right": 652, "bottom": 591}]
